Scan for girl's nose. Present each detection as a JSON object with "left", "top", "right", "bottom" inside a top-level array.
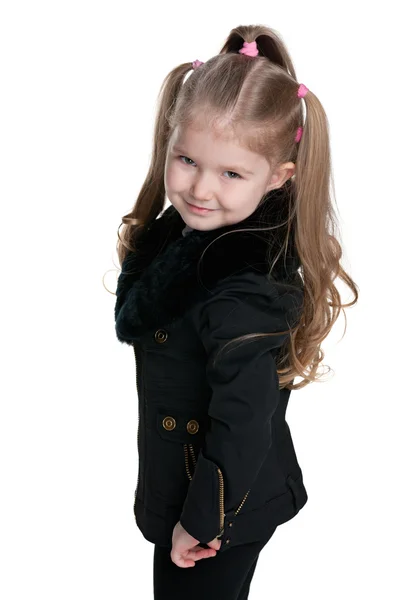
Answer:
[{"left": 190, "top": 173, "right": 215, "bottom": 203}]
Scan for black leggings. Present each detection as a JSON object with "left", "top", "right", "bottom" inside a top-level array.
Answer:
[{"left": 153, "top": 526, "right": 277, "bottom": 600}]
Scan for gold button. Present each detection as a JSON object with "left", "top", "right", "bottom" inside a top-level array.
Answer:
[
  {"left": 154, "top": 329, "right": 168, "bottom": 343},
  {"left": 225, "top": 538, "right": 231, "bottom": 544},
  {"left": 228, "top": 522, "right": 233, "bottom": 527},
  {"left": 162, "top": 416, "right": 176, "bottom": 431},
  {"left": 187, "top": 419, "right": 199, "bottom": 434}
]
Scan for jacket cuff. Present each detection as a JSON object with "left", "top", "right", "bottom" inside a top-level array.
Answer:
[{"left": 179, "top": 449, "right": 223, "bottom": 544}]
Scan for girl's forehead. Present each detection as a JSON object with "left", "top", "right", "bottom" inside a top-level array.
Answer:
[{"left": 172, "top": 120, "right": 249, "bottom": 149}]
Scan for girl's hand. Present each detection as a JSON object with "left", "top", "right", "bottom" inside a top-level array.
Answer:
[{"left": 170, "top": 521, "right": 222, "bottom": 568}]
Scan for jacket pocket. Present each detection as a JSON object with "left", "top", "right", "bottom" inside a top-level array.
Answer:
[
  {"left": 149, "top": 406, "right": 209, "bottom": 507},
  {"left": 152, "top": 407, "right": 251, "bottom": 523}
]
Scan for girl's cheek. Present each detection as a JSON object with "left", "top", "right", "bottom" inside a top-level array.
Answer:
[
  {"left": 164, "top": 169, "right": 176, "bottom": 191},
  {"left": 167, "top": 168, "right": 189, "bottom": 192}
]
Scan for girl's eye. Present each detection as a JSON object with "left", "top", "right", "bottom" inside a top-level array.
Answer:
[
  {"left": 178, "top": 156, "right": 242, "bottom": 180},
  {"left": 179, "top": 155, "right": 195, "bottom": 166},
  {"left": 225, "top": 171, "right": 241, "bottom": 180}
]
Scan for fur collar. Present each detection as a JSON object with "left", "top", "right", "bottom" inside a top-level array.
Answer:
[{"left": 115, "top": 181, "right": 301, "bottom": 342}]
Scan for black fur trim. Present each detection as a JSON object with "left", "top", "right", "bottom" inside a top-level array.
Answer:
[{"left": 115, "top": 181, "right": 301, "bottom": 341}]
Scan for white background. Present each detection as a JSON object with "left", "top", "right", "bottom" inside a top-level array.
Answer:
[{"left": 1, "top": 1, "right": 399, "bottom": 598}]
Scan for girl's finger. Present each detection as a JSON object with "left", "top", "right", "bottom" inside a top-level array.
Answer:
[
  {"left": 187, "top": 547, "right": 217, "bottom": 561},
  {"left": 170, "top": 546, "right": 217, "bottom": 568},
  {"left": 170, "top": 550, "right": 195, "bottom": 568}
]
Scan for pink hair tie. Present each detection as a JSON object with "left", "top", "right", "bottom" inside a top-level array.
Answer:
[
  {"left": 295, "top": 84, "right": 309, "bottom": 142},
  {"left": 192, "top": 59, "right": 204, "bottom": 70},
  {"left": 295, "top": 127, "right": 303, "bottom": 143},
  {"left": 238, "top": 41, "right": 259, "bottom": 57},
  {"left": 297, "top": 83, "right": 309, "bottom": 98}
]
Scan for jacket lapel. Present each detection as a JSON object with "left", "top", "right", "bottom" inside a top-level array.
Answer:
[{"left": 114, "top": 181, "right": 301, "bottom": 342}]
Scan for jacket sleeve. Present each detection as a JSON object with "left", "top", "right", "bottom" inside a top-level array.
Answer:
[{"left": 179, "top": 270, "right": 303, "bottom": 544}]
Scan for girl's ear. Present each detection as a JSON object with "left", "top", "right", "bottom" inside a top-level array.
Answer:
[{"left": 264, "top": 162, "right": 295, "bottom": 193}]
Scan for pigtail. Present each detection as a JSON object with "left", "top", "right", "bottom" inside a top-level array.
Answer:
[
  {"left": 116, "top": 62, "right": 193, "bottom": 266},
  {"left": 286, "top": 88, "right": 359, "bottom": 390}
]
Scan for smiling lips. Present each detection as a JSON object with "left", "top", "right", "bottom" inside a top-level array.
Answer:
[{"left": 186, "top": 201, "right": 216, "bottom": 213}]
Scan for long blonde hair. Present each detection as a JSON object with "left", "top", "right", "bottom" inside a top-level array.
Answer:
[{"left": 113, "top": 24, "right": 359, "bottom": 390}]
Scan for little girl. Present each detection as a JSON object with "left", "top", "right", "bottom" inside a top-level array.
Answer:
[{"left": 113, "top": 24, "right": 358, "bottom": 600}]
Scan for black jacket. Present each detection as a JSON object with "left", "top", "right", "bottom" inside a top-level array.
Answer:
[{"left": 114, "top": 183, "right": 308, "bottom": 553}]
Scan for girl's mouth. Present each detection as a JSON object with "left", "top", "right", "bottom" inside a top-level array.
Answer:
[{"left": 186, "top": 202, "right": 215, "bottom": 214}]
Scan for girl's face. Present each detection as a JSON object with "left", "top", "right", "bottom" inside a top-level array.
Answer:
[{"left": 164, "top": 123, "right": 294, "bottom": 231}]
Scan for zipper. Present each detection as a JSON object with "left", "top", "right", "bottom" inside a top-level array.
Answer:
[
  {"left": 216, "top": 469, "right": 250, "bottom": 538},
  {"left": 216, "top": 467, "right": 225, "bottom": 538},
  {"left": 133, "top": 345, "right": 142, "bottom": 510},
  {"left": 235, "top": 489, "right": 250, "bottom": 515},
  {"left": 184, "top": 443, "right": 197, "bottom": 480},
  {"left": 134, "top": 411, "right": 140, "bottom": 502},
  {"left": 184, "top": 444, "right": 250, "bottom": 537}
]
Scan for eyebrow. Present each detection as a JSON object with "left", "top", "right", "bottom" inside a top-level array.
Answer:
[{"left": 172, "top": 145, "right": 254, "bottom": 176}]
